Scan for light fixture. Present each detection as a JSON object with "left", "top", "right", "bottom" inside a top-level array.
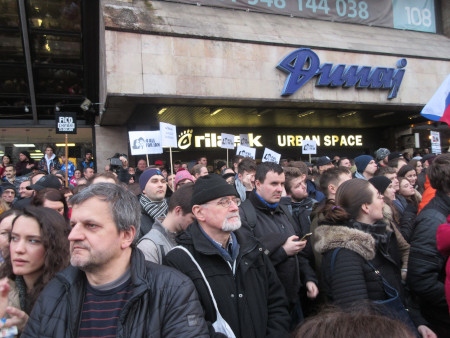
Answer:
[
  {"left": 408, "top": 114, "right": 421, "bottom": 120},
  {"left": 257, "top": 109, "right": 272, "bottom": 117},
  {"left": 14, "top": 144, "right": 36, "bottom": 147},
  {"left": 210, "top": 108, "right": 222, "bottom": 116},
  {"left": 55, "top": 104, "right": 61, "bottom": 112},
  {"left": 80, "top": 98, "right": 92, "bottom": 111},
  {"left": 158, "top": 107, "right": 168, "bottom": 115},
  {"left": 24, "top": 106, "right": 29, "bottom": 113},
  {"left": 337, "top": 111, "right": 357, "bottom": 118},
  {"left": 297, "top": 110, "right": 315, "bottom": 118},
  {"left": 55, "top": 143, "right": 76, "bottom": 147},
  {"left": 373, "top": 112, "right": 395, "bottom": 118}
]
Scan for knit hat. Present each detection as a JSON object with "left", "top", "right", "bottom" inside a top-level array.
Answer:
[
  {"left": 369, "top": 176, "right": 391, "bottom": 194},
  {"left": 1, "top": 183, "right": 16, "bottom": 194},
  {"left": 421, "top": 154, "right": 436, "bottom": 165},
  {"left": 20, "top": 150, "right": 31, "bottom": 160},
  {"left": 354, "top": 155, "right": 374, "bottom": 173},
  {"left": 191, "top": 174, "right": 238, "bottom": 206},
  {"left": 375, "top": 148, "right": 390, "bottom": 161},
  {"left": 174, "top": 170, "right": 195, "bottom": 187},
  {"left": 216, "top": 161, "right": 227, "bottom": 171},
  {"left": 139, "top": 168, "right": 163, "bottom": 191},
  {"left": 388, "top": 152, "right": 403, "bottom": 162},
  {"left": 27, "top": 174, "right": 61, "bottom": 191}
]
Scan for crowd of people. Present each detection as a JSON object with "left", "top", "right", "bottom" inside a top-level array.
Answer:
[{"left": 0, "top": 145, "right": 448, "bottom": 337}]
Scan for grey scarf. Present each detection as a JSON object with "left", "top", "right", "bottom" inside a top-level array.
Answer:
[{"left": 139, "top": 194, "right": 168, "bottom": 220}]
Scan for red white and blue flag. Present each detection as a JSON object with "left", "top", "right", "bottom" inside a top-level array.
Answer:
[{"left": 421, "top": 74, "right": 450, "bottom": 126}]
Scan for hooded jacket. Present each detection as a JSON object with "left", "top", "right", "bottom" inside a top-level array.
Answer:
[
  {"left": 22, "top": 248, "right": 210, "bottom": 338},
  {"left": 164, "top": 221, "right": 290, "bottom": 338}
]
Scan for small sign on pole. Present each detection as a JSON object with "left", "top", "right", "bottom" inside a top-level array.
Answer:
[{"left": 55, "top": 112, "right": 77, "bottom": 134}]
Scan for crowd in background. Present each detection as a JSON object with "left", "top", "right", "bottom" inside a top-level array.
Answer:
[{"left": 0, "top": 145, "right": 449, "bottom": 337}]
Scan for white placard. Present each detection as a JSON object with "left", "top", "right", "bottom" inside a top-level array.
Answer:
[
  {"left": 262, "top": 148, "right": 281, "bottom": 163},
  {"left": 302, "top": 140, "right": 317, "bottom": 154},
  {"left": 236, "top": 145, "right": 256, "bottom": 159},
  {"left": 159, "top": 122, "right": 177, "bottom": 148},
  {"left": 431, "top": 131, "right": 441, "bottom": 155},
  {"left": 221, "top": 133, "right": 235, "bottom": 149},
  {"left": 129, "top": 131, "right": 163, "bottom": 155},
  {"left": 240, "top": 134, "right": 250, "bottom": 146}
]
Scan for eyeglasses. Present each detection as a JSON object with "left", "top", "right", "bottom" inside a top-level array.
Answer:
[{"left": 207, "top": 197, "right": 241, "bottom": 208}]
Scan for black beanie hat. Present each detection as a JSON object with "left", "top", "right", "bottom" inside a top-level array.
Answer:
[
  {"left": 191, "top": 174, "right": 238, "bottom": 206},
  {"left": 369, "top": 176, "right": 391, "bottom": 195}
]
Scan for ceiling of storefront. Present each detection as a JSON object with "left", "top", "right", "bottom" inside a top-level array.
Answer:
[{"left": 102, "top": 95, "right": 429, "bottom": 130}]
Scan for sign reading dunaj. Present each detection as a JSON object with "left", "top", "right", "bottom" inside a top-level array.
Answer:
[{"left": 277, "top": 48, "right": 407, "bottom": 99}]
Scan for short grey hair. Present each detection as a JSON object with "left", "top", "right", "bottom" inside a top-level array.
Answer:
[{"left": 69, "top": 183, "right": 141, "bottom": 243}]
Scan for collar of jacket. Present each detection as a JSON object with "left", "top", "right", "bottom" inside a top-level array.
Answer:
[
  {"left": 314, "top": 224, "right": 376, "bottom": 260},
  {"left": 176, "top": 221, "right": 258, "bottom": 258}
]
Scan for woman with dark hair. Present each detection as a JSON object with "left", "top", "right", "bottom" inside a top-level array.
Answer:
[
  {"left": 15, "top": 151, "right": 36, "bottom": 177},
  {"left": 0, "top": 155, "right": 12, "bottom": 179},
  {"left": 0, "top": 206, "right": 70, "bottom": 332},
  {"left": 31, "top": 188, "right": 70, "bottom": 222},
  {"left": 314, "top": 179, "right": 435, "bottom": 338},
  {"left": 0, "top": 210, "right": 20, "bottom": 263}
]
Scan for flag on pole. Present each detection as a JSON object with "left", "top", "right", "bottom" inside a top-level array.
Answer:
[{"left": 421, "top": 74, "right": 450, "bottom": 126}]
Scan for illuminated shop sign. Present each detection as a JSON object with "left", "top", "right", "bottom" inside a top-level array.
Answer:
[
  {"left": 278, "top": 134, "right": 363, "bottom": 147},
  {"left": 177, "top": 129, "right": 364, "bottom": 149},
  {"left": 277, "top": 48, "right": 406, "bottom": 99}
]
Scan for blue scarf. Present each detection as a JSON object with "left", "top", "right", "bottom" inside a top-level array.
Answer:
[{"left": 255, "top": 191, "right": 279, "bottom": 210}]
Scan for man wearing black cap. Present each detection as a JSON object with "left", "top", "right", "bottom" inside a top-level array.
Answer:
[
  {"left": 13, "top": 174, "right": 61, "bottom": 210},
  {"left": 138, "top": 168, "right": 168, "bottom": 239},
  {"left": 315, "top": 156, "right": 334, "bottom": 174},
  {"left": 164, "top": 174, "right": 290, "bottom": 337}
]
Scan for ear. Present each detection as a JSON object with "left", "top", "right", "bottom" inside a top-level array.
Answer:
[
  {"left": 328, "top": 184, "right": 337, "bottom": 195},
  {"left": 120, "top": 226, "right": 136, "bottom": 249},
  {"left": 173, "top": 205, "right": 182, "bottom": 216},
  {"left": 361, "top": 203, "right": 370, "bottom": 215},
  {"left": 254, "top": 179, "right": 261, "bottom": 190},
  {"left": 192, "top": 205, "right": 206, "bottom": 222}
]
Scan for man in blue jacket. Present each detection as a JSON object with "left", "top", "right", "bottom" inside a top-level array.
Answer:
[{"left": 22, "top": 183, "right": 209, "bottom": 337}]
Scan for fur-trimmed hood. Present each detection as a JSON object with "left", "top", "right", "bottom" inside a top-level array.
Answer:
[{"left": 314, "top": 225, "right": 376, "bottom": 260}]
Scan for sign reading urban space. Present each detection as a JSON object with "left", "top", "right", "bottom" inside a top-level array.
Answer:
[
  {"left": 277, "top": 48, "right": 406, "bottom": 99},
  {"left": 55, "top": 112, "right": 77, "bottom": 134},
  {"left": 174, "top": 0, "right": 435, "bottom": 33},
  {"left": 176, "top": 129, "right": 364, "bottom": 149}
]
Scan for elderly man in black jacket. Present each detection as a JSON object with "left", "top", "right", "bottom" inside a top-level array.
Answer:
[
  {"left": 22, "top": 183, "right": 209, "bottom": 337},
  {"left": 164, "top": 174, "right": 290, "bottom": 337},
  {"left": 407, "top": 153, "right": 450, "bottom": 337}
]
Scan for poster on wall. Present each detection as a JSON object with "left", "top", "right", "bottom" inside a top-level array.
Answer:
[
  {"left": 430, "top": 131, "right": 441, "bottom": 154},
  {"left": 129, "top": 131, "right": 163, "bottom": 155},
  {"left": 236, "top": 145, "right": 256, "bottom": 159}
]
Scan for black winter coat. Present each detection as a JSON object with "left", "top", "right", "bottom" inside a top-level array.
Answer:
[
  {"left": 164, "top": 221, "right": 290, "bottom": 338},
  {"left": 407, "top": 190, "right": 450, "bottom": 335},
  {"left": 22, "top": 249, "right": 210, "bottom": 338},
  {"left": 315, "top": 222, "right": 404, "bottom": 305},
  {"left": 239, "top": 192, "right": 318, "bottom": 304}
]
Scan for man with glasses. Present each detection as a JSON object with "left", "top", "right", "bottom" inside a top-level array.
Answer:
[{"left": 164, "top": 174, "right": 290, "bottom": 337}]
